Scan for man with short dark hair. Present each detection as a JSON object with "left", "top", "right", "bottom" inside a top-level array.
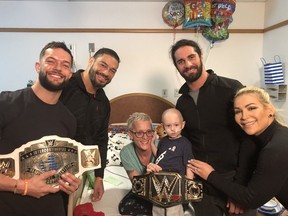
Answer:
[
  {"left": 0, "top": 41, "right": 81, "bottom": 216},
  {"left": 60, "top": 47, "right": 121, "bottom": 202}
]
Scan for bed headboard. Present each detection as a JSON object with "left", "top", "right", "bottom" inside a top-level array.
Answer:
[
  {"left": 68, "top": 93, "right": 175, "bottom": 214},
  {"left": 109, "top": 93, "right": 175, "bottom": 124}
]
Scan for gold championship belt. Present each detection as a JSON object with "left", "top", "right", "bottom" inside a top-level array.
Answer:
[
  {"left": 0, "top": 135, "right": 101, "bottom": 187},
  {"left": 132, "top": 171, "right": 203, "bottom": 208}
]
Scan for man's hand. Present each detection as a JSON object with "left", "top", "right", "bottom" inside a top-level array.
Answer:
[
  {"left": 24, "top": 170, "right": 60, "bottom": 198},
  {"left": 58, "top": 172, "right": 81, "bottom": 195},
  {"left": 91, "top": 178, "right": 104, "bottom": 202}
]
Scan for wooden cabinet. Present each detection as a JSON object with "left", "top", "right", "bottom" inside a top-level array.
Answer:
[{"left": 266, "top": 84, "right": 287, "bottom": 101}]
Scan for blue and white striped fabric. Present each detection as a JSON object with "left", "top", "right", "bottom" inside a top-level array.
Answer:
[{"left": 261, "top": 56, "right": 285, "bottom": 84}]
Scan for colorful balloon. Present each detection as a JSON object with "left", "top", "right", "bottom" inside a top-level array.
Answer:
[
  {"left": 182, "top": 0, "right": 212, "bottom": 29},
  {"left": 211, "top": 0, "right": 236, "bottom": 26},
  {"left": 202, "top": 25, "right": 229, "bottom": 44},
  {"left": 162, "top": 0, "right": 185, "bottom": 28},
  {"left": 202, "top": 0, "right": 236, "bottom": 44}
]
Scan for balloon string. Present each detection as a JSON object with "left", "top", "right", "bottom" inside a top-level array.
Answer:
[
  {"left": 173, "top": 27, "right": 176, "bottom": 44},
  {"left": 204, "top": 41, "right": 212, "bottom": 64},
  {"left": 172, "top": 15, "right": 179, "bottom": 44},
  {"left": 172, "top": 24, "right": 182, "bottom": 87},
  {"left": 195, "top": 26, "right": 200, "bottom": 44}
]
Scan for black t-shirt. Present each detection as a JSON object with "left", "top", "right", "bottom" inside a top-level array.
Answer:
[
  {"left": 156, "top": 136, "right": 194, "bottom": 176},
  {"left": 0, "top": 87, "right": 76, "bottom": 216}
]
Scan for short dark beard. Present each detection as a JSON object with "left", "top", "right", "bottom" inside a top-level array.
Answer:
[
  {"left": 180, "top": 60, "right": 203, "bottom": 83},
  {"left": 39, "top": 71, "right": 67, "bottom": 92},
  {"left": 88, "top": 67, "right": 110, "bottom": 89}
]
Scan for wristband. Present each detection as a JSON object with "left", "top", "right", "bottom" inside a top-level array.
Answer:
[
  {"left": 96, "top": 177, "right": 103, "bottom": 181},
  {"left": 22, "top": 179, "right": 28, "bottom": 196}
]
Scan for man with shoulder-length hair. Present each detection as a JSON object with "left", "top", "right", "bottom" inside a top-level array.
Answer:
[{"left": 170, "top": 39, "right": 257, "bottom": 216}]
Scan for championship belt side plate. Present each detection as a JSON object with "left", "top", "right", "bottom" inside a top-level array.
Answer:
[
  {"left": 0, "top": 135, "right": 101, "bottom": 186},
  {"left": 132, "top": 171, "right": 203, "bottom": 208}
]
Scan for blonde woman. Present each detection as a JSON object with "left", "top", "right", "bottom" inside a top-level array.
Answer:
[{"left": 188, "top": 86, "right": 288, "bottom": 210}]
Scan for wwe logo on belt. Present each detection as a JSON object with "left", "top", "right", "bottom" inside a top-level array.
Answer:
[
  {"left": 45, "top": 139, "right": 56, "bottom": 147},
  {"left": 132, "top": 171, "right": 203, "bottom": 207},
  {"left": 0, "top": 159, "right": 15, "bottom": 177},
  {"left": 150, "top": 172, "right": 182, "bottom": 206}
]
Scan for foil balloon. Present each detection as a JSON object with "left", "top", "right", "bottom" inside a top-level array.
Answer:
[
  {"left": 162, "top": 0, "right": 185, "bottom": 28},
  {"left": 202, "top": 0, "right": 236, "bottom": 44},
  {"left": 183, "top": 0, "right": 212, "bottom": 29},
  {"left": 211, "top": 0, "right": 236, "bottom": 26},
  {"left": 202, "top": 25, "right": 229, "bottom": 45}
]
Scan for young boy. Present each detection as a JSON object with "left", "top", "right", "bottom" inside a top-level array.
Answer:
[{"left": 149, "top": 108, "right": 194, "bottom": 216}]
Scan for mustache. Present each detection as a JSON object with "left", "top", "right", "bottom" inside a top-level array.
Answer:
[
  {"left": 47, "top": 71, "right": 66, "bottom": 79},
  {"left": 96, "top": 71, "right": 109, "bottom": 80},
  {"left": 183, "top": 66, "right": 198, "bottom": 73}
]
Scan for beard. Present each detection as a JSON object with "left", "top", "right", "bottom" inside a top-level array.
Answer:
[
  {"left": 39, "top": 70, "right": 68, "bottom": 92},
  {"left": 180, "top": 60, "right": 203, "bottom": 83},
  {"left": 89, "top": 67, "right": 111, "bottom": 89}
]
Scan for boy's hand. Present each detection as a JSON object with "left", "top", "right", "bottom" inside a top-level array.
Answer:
[{"left": 146, "top": 163, "right": 162, "bottom": 173}]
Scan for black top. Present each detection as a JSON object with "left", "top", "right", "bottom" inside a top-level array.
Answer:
[
  {"left": 0, "top": 88, "right": 76, "bottom": 154},
  {"left": 0, "top": 87, "right": 76, "bottom": 216},
  {"left": 208, "top": 121, "right": 288, "bottom": 209},
  {"left": 156, "top": 136, "right": 194, "bottom": 176},
  {"left": 60, "top": 70, "right": 110, "bottom": 177}
]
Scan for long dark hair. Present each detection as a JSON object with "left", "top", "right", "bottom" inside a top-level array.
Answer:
[{"left": 170, "top": 39, "right": 202, "bottom": 67}]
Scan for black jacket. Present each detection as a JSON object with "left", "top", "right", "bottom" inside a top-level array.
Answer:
[
  {"left": 60, "top": 70, "right": 110, "bottom": 178},
  {"left": 176, "top": 70, "right": 256, "bottom": 194}
]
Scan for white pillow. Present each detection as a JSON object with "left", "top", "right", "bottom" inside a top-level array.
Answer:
[{"left": 106, "top": 124, "right": 131, "bottom": 167}]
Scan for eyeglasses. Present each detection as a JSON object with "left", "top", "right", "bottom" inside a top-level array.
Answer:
[{"left": 130, "top": 130, "right": 155, "bottom": 138}]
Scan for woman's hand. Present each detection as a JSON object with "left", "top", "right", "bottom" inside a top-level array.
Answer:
[
  {"left": 227, "top": 200, "right": 245, "bottom": 215},
  {"left": 151, "top": 132, "right": 158, "bottom": 145},
  {"left": 146, "top": 163, "right": 162, "bottom": 173},
  {"left": 150, "top": 133, "right": 158, "bottom": 157},
  {"left": 187, "top": 159, "right": 215, "bottom": 180}
]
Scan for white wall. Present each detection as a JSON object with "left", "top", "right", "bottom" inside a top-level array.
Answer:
[
  {"left": 263, "top": 0, "right": 288, "bottom": 121},
  {"left": 0, "top": 1, "right": 265, "bottom": 105}
]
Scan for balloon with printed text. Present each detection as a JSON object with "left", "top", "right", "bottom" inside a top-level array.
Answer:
[{"left": 162, "top": 0, "right": 185, "bottom": 28}]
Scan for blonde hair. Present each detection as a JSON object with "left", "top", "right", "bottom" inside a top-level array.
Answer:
[
  {"left": 234, "top": 86, "right": 286, "bottom": 126},
  {"left": 127, "top": 112, "right": 153, "bottom": 130}
]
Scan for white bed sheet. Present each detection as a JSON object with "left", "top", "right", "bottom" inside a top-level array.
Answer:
[{"left": 79, "top": 166, "right": 131, "bottom": 216}]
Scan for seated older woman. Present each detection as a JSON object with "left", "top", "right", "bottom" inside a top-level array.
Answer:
[{"left": 118, "top": 112, "right": 156, "bottom": 216}]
